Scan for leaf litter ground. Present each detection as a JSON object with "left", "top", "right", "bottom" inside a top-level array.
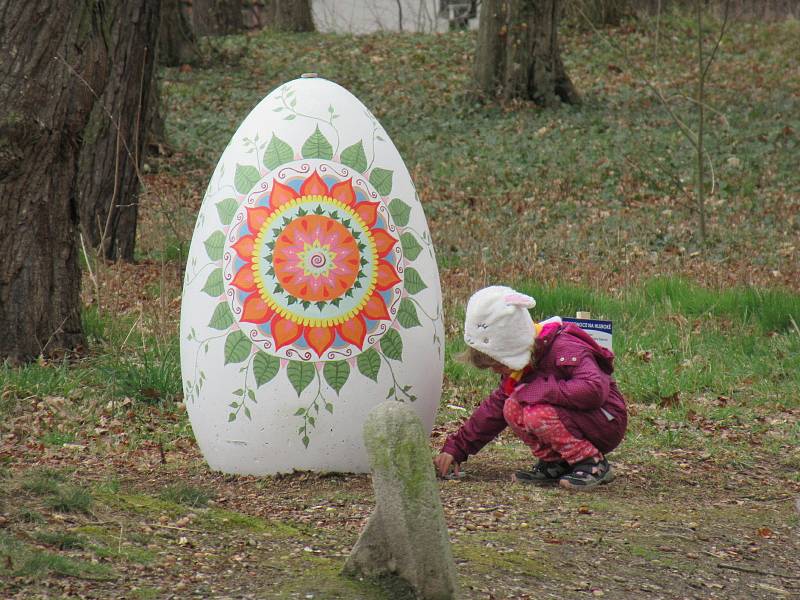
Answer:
[{"left": 2, "top": 398, "right": 798, "bottom": 599}]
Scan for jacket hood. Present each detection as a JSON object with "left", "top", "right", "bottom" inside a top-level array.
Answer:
[{"left": 534, "top": 322, "right": 615, "bottom": 374}]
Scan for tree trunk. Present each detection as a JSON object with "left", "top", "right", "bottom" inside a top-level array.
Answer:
[
  {"left": 0, "top": 1, "right": 110, "bottom": 361},
  {"left": 474, "top": 0, "right": 579, "bottom": 106},
  {"left": 263, "top": 0, "right": 315, "bottom": 32},
  {"left": 474, "top": 0, "right": 509, "bottom": 97},
  {"left": 194, "top": 0, "right": 244, "bottom": 36},
  {"left": 77, "top": 0, "right": 161, "bottom": 262},
  {"left": 159, "top": 0, "right": 197, "bottom": 67}
]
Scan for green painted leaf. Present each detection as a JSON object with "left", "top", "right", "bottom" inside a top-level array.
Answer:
[
  {"left": 228, "top": 413, "right": 236, "bottom": 422},
  {"left": 287, "top": 361, "right": 315, "bottom": 395},
  {"left": 323, "top": 360, "right": 350, "bottom": 394},
  {"left": 388, "top": 198, "right": 411, "bottom": 226},
  {"left": 204, "top": 231, "right": 225, "bottom": 261},
  {"left": 215, "top": 198, "right": 238, "bottom": 225},
  {"left": 403, "top": 267, "right": 427, "bottom": 295},
  {"left": 244, "top": 406, "right": 251, "bottom": 420},
  {"left": 263, "top": 134, "right": 294, "bottom": 170},
  {"left": 234, "top": 164, "right": 260, "bottom": 195},
  {"left": 369, "top": 168, "right": 393, "bottom": 196},
  {"left": 208, "top": 302, "right": 234, "bottom": 330},
  {"left": 224, "top": 330, "right": 251, "bottom": 364},
  {"left": 340, "top": 140, "right": 367, "bottom": 173},
  {"left": 397, "top": 298, "right": 421, "bottom": 328},
  {"left": 400, "top": 232, "right": 422, "bottom": 261},
  {"left": 301, "top": 126, "right": 333, "bottom": 160},
  {"left": 357, "top": 348, "right": 381, "bottom": 381},
  {"left": 379, "top": 329, "right": 403, "bottom": 361},
  {"left": 201, "top": 268, "right": 224, "bottom": 297},
  {"left": 253, "top": 351, "right": 280, "bottom": 387}
]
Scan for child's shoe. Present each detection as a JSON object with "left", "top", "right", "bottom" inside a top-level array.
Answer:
[
  {"left": 559, "top": 458, "right": 614, "bottom": 490},
  {"left": 514, "top": 460, "right": 570, "bottom": 485}
]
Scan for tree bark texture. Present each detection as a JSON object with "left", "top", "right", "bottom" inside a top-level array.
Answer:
[
  {"left": 262, "top": 0, "right": 315, "bottom": 32},
  {"left": 193, "top": 0, "right": 244, "bottom": 36},
  {"left": 0, "top": 1, "right": 110, "bottom": 361},
  {"left": 159, "top": 0, "right": 197, "bottom": 67},
  {"left": 77, "top": 0, "right": 161, "bottom": 261},
  {"left": 474, "top": 0, "right": 579, "bottom": 106}
]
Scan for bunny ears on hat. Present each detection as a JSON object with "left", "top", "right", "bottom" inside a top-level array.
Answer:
[{"left": 463, "top": 286, "right": 537, "bottom": 370}]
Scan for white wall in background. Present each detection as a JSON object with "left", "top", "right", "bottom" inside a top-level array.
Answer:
[{"left": 313, "top": 0, "right": 477, "bottom": 34}]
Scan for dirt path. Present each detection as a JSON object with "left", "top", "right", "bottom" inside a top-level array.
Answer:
[{"left": 2, "top": 436, "right": 798, "bottom": 599}]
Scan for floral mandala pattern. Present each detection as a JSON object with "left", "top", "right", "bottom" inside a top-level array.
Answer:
[{"left": 224, "top": 161, "right": 404, "bottom": 361}]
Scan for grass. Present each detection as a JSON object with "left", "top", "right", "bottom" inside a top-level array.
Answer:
[
  {"left": 154, "top": 13, "right": 799, "bottom": 277},
  {"left": 22, "top": 469, "right": 67, "bottom": 496},
  {"left": 0, "top": 532, "right": 113, "bottom": 581},
  {"left": 21, "top": 469, "right": 93, "bottom": 514},
  {"left": 159, "top": 483, "right": 211, "bottom": 508},
  {"left": 33, "top": 531, "right": 88, "bottom": 550},
  {"left": 17, "top": 509, "right": 46, "bottom": 524},
  {"left": 45, "top": 485, "right": 93, "bottom": 514},
  {"left": 104, "top": 340, "right": 182, "bottom": 404},
  {"left": 440, "top": 276, "right": 800, "bottom": 466}
]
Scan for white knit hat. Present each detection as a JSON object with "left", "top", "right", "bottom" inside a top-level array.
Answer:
[{"left": 463, "top": 286, "right": 537, "bottom": 370}]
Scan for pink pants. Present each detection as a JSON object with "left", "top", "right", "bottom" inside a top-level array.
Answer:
[{"left": 503, "top": 398, "right": 602, "bottom": 464}]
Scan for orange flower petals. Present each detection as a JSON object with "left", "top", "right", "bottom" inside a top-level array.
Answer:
[
  {"left": 246, "top": 206, "right": 271, "bottom": 234},
  {"left": 337, "top": 315, "right": 367, "bottom": 348},
  {"left": 269, "top": 181, "right": 299, "bottom": 210},
  {"left": 372, "top": 229, "right": 396, "bottom": 257},
  {"left": 375, "top": 260, "right": 401, "bottom": 291},
  {"left": 231, "top": 266, "right": 257, "bottom": 292},
  {"left": 299, "top": 170, "right": 329, "bottom": 196},
  {"left": 271, "top": 316, "right": 303, "bottom": 349},
  {"left": 306, "top": 326, "right": 336, "bottom": 356},
  {"left": 232, "top": 235, "right": 255, "bottom": 261},
  {"left": 362, "top": 293, "right": 390, "bottom": 321},
  {"left": 241, "top": 295, "right": 273, "bottom": 324},
  {"left": 330, "top": 178, "right": 356, "bottom": 206},
  {"left": 354, "top": 201, "right": 379, "bottom": 227}
]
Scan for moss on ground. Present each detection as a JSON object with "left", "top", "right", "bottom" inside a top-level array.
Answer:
[
  {"left": 453, "top": 532, "right": 553, "bottom": 579},
  {"left": 273, "top": 553, "right": 415, "bottom": 599},
  {"left": 196, "top": 507, "right": 300, "bottom": 536}
]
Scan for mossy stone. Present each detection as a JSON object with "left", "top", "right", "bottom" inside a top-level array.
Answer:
[{"left": 344, "top": 401, "right": 459, "bottom": 600}]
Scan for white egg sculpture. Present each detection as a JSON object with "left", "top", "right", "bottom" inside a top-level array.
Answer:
[{"left": 180, "top": 76, "right": 444, "bottom": 475}]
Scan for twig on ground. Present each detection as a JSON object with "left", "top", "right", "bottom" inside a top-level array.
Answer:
[
  {"left": 149, "top": 523, "right": 203, "bottom": 533},
  {"left": 717, "top": 563, "right": 800, "bottom": 579}
]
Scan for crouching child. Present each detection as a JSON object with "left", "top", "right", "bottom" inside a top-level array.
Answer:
[{"left": 434, "top": 286, "right": 627, "bottom": 490}]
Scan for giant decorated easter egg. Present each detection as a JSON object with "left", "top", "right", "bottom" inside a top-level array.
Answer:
[{"left": 180, "top": 76, "right": 444, "bottom": 475}]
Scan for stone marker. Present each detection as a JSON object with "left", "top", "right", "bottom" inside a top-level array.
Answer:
[{"left": 343, "top": 401, "right": 459, "bottom": 599}]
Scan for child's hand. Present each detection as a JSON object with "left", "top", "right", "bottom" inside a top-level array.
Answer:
[{"left": 433, "top": 452, "right": 460, "bottom": 478}]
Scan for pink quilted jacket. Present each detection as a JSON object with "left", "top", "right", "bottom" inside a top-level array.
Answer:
[{"left": 441, "top": 323, "right": 628, "bottom": 464}]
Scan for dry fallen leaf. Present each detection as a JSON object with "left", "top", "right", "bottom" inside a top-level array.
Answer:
[
  {"left": 658, "top": 392, "right": 681, "bottom": 408},
  {"left": 756, "top": 527, "right": 773, "bottom": 538}
]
